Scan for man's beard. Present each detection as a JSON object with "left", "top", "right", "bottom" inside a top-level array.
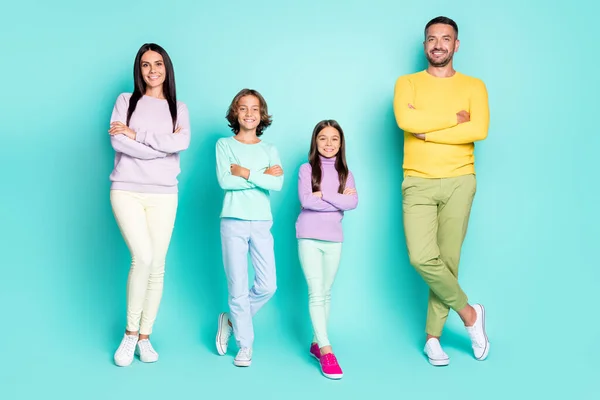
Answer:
[{"left": 426, "top": 51, "right": 453, "bottom": 67}]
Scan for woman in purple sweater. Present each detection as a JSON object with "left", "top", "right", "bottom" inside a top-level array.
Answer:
[
  {"left": 108, "top": 43, "right": 190, "bottom": 367},
  {"left": 295, "top": 120, "right": 358, "bottom": 380}
]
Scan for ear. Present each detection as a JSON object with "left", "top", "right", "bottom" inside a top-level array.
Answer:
[{"left": 454, "top": 39, "right": 461, "bottom": 53}]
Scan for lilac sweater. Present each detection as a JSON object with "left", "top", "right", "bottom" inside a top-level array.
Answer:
[
  {"left": 295, "top": 156, "right": 358, "bottom": 242},
  {"left": 109, "top": 93, "right": 191, "bottom": 194}
]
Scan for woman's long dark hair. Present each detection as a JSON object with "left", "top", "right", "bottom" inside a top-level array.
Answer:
[
  {"left": 126, "top": 43, "right": 177, "bottom": 128},
  {"left": 309, "top": 120, "right": 348, "bottom": 194}
]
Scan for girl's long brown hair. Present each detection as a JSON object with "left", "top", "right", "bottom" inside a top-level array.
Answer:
[{"left": 309, "top": 120, "right": 348, "bottom": 194}]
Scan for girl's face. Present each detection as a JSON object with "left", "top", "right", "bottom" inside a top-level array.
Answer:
[
  {"left": 316, "top": 126, "right": 341, "bottom": 158},
  {"left": 237, "top": 95, "right": 261, "bottom": 132},
  {"left": 140, "top": 50, "right": 166, "bottom": 90}
]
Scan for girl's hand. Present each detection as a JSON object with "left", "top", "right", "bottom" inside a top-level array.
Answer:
[
  {"left": 264, "top": 165, "right": 283, "bottom": 176},
  {"left": 109, "top": 122, "right": 136, "bottom": 140},
  {"left": 343, "top": 188, "right": 357, "bottom": 196},
  {"left": 312, "top": 191, "right": 322, "bottom": 198},
  {"left": 231, "top": 164, "right": 250, "bottom": 179}
]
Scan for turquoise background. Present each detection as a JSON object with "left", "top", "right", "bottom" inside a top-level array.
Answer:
[{"left": 1, "top": 0, "right": 597, "bottom": 398}]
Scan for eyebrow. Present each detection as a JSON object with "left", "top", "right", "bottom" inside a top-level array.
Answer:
[{"left": 141, "top": 60, "right": 163, "bottom": 64}]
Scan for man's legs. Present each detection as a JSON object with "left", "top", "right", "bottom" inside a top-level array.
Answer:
[
  {"left": 426, "top": 174, "right": 476, "bottom": 336},
  {"left": 402, "top": 174, "right": 489, "bottom": 361},
  {"left": 402, "top": 176, "right": 469, "bottom": 338}
]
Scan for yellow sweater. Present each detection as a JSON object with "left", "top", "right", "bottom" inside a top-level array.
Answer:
[{"left": 393, "top": 70, "right": 489, "bottom": 178}]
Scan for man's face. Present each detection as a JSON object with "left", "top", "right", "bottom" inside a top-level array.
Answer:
[{"left": 424, "top": 23, "right": 460, "bottom": 67}]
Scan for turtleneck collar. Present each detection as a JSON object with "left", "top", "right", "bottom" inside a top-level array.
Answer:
[{"left": 319, "top": 154, "right": 336, "bottom": 165}]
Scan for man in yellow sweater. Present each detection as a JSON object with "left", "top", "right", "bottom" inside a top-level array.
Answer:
[{"left": 393, "top": 16, "right": 490, "bottom": 366}]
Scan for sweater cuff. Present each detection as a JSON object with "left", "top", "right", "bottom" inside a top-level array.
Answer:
[{"left": 135, "top": 130, "right": 147, "bottom": 144}]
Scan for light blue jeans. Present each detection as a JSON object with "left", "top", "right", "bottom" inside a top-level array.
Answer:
[{"left": 220, "top": 218, "right": 277, "bottom": 349}]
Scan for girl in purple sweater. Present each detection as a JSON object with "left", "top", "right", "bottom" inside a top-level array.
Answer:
[
  {"left": 295, "top": 120, "right": 358, "bottom": 379},
  {"left": 108, "top": 43, "right": 190, "bottom": 367}
]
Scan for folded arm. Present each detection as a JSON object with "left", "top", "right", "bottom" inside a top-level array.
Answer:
[
  {"left": 321, "top": 172, "right": 358, "bottom": 211},
  {"left": 247, "top": 145, "right": 284, "bottom": 191},
  {"left": 298, "top": 164, "right": 339, "bottom": 212},
  {"left": 135, "top": 103, "right": 191, "bottom": 153},
  {"left": 393, "top": 76, "right": 458, "bottom": 134},
  {"left": 216, "top": 140, "right": 256, "bottom": 190},
  {"left": 109, "top": 93, "right": 169, "bottom": 159},
  {"left": 425, "top": 80, "right": 490, "bottom": 144}
]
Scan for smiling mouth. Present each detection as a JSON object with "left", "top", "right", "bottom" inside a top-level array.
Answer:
[
  {"left": 431, "top": 50, "right": 447, "bottom": 57},
  {"left": 147, "top": 75, "right": 161, "bottom": 80}
]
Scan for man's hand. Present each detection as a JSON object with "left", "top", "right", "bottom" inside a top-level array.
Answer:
[{"left": 457, "top": 110, "right": 470, "bottom": 124}]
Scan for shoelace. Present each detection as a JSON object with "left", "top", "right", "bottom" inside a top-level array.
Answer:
[
  {"left": 238, "top": 348, "right": 251, "bottom": 359},
  {"left": 468, "top": 324, "right": 485, "bottom": 348},
  {"left": 120, "top": 336, "right": 137, "bottom": 354},
  {"left": 139, "top": 340, "right": 157, "bottom": 355},
  {"left": 320, "top": 353, "right": 338, "bottom": 366},
  {"left": 220, "top": 325, "right": 232, "bottom": 344},
  {"left": 427, "top": 341, "right": 445, "bottom": 355}
]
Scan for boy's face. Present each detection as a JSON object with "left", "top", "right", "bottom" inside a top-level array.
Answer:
[{"left": 237, "top": 95, "right": 261, "bottom": 133}]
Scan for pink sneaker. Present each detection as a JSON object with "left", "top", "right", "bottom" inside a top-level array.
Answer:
[
  {"left": 319, "top": 353, "right": 343, "bottom": 379},
  {"left": 310, "top": 343, "right": 320, "bottom": 360}
]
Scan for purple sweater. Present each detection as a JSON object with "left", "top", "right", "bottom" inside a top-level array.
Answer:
[
  {"left": 295, "top": 156, "right": 358, "bottom": 242},
  {"left": 109, "top": 93, "right": 191, "bottom": 194}
]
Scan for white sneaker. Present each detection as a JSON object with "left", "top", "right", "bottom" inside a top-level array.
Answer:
[
  {"left": 424, "top": 338, "right": 450, "bottom": 366},
  {"left": 114, "top": 334, "right": 138, "bottom": 367},
  {"left": 136, "top": 339, "right": 159, "bottom": 363},
  {"left": 466, "top": 304, "right": 490, "bottom": 360},
  {"left": 234, "top": 347, "right": 252, "bottom": 367},
  {"left": 216, "top": 312, "right": 233, "bottom": 356}
]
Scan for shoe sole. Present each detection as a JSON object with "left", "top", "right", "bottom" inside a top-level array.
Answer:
[
  {"left": 427, "top": 357, "right": 450, "bottom": 366},
  {"left": 114, "top": 357, "right": 133, "bottom": 367},
  {"left": 310, "top": 352, "right": 320, "bottom": 361},
  {"left": 135, "top": 348, "right": 158, "bottom": 363},
  {"left": 475, "top": 304, "right": 490, "bottom": 361},
  {"left": 323, "top": 372, "right": 343, "bottom": 380},
  {"left": 216, "top": 313, "right": 228, "bottom": 356},
  {"left": 233, "top": 360, "right": 251, "bottom": 367}
]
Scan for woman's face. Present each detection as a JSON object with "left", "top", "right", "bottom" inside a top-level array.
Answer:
[{"left": 140, "top": 50, "right": 166, "bottom": 90}]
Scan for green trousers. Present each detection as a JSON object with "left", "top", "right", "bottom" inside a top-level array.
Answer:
[
  {"left": 402, "top": 174, "right": 476, "bottom": 336},
  {"left": 298, "top": 239, "right": 343, "bottom": 348}
]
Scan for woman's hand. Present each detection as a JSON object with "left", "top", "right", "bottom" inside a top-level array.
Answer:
[{"left": 109, "top": 122, "right": 136, "bottom": 140}]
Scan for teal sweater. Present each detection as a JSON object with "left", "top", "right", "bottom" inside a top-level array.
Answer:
[{"left": 216, "top": 137, "right": 284, "bottom": 221}]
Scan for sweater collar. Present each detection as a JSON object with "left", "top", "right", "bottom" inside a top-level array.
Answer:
[{"left": 319, "top": 155, "right": 336, "bottom": 165}]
